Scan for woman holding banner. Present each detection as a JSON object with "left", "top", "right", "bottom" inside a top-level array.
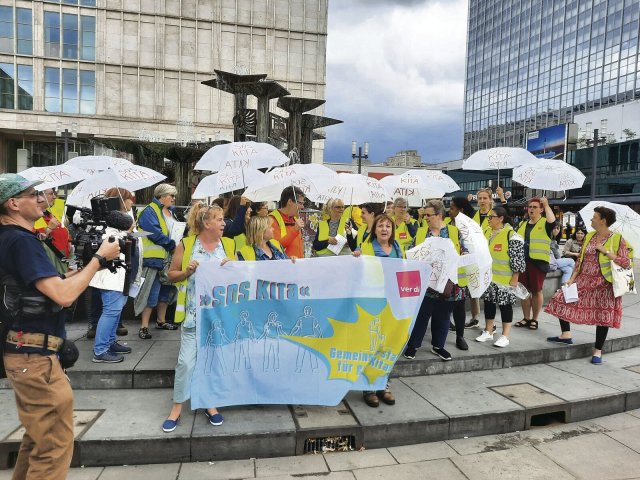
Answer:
[
  {"left": 161, "top": 202, "right": 235, "bottom": 433},
  {"left": 237, "top": 216, "right": 289, "bottom": 261},
  {"left": 347, "top": 203, "right": 382, "bottom": 250},
  {"left": 404, "top": 200, "right": 467, "bottom": 360},
  {"left": 353, "top": 213, "right": 402, "bottom": 407}
]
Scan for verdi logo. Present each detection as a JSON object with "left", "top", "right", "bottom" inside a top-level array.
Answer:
[{"left": 396, "top": 271, "right": 421, "bottom": 297}]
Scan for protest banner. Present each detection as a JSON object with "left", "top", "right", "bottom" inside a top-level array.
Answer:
[{"left": 190, "top": 255, "right": 430, "bottom": 407}]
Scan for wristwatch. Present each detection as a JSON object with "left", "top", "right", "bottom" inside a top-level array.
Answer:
[{"left": 92, "top": 253, "right": 109, "bottom": 268}]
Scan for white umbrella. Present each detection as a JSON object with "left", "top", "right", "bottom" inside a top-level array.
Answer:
[
  {"left": 512, "top": 159, "right": 585, "bottom": 192},
  {"left": 194, "top": 141, "right": 289, "bottom": 172},
  {"left": 20, "top": 164, "right": 89, "bottom": 191},
  {"left": 396, "top": 169, "right": 460, "bottom": 193},
  {"left": 380, "top": 175, "right": 445, "bottom": 207},
  {"left": 579, "top": 201, "right": 640, "bottom": 258},
  {"left": 65, "top": 155, "right": 134, "bottom": 175},
  {"left": 243, "top": 164, "right": 338, "bottom": 202},
  {"left": 308, "top": 173, "right": 389, "bottom": 205},
  {"left": 406, "top": 236, "right": 460, "bottom": 293},
  {"left": 462, "top": 147, "right": 537, "bottom": 184},
  {"left": 192, "top": 169, "right": 265, "bottom": 199},
  {"left": 451, "top": 213, "right": 493, "bottom": 298},
  {"left": 67, "top": 164, "right": 166, "bottom": 208}
]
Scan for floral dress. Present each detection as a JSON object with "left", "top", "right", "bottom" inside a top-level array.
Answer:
[{"left": 545, "top": 235, "right": 630, "bottom": 328}]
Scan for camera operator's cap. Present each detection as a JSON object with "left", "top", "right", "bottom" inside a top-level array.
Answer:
[
  {"left": 0, "top": 173, "right": 43, "bottom": 204},
  {"left": 153, "top": 183, "right": 177, "bottom": 198}
]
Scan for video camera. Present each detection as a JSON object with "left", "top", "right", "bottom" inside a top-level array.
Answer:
[{"left": 68, "top": 196, "right": 136, "bottom": 295}]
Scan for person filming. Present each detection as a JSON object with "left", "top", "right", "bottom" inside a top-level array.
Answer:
[{"left": 0, "top": 174, "right": 120, "bottom": 479}]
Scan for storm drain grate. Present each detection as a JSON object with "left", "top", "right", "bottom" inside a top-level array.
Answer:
[{"left": 303, "top": 435, "right": 355, "bottom": 454}]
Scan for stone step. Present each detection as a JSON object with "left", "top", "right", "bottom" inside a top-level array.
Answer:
[{"left": 3, "top": 346, "right": 640, "bottom": 469}]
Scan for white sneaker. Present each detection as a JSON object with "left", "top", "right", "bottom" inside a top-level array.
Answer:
[
  {"left": 494, "top": 335, "right": 510, "bottom": 348},
  {"left": 475, "top": 330, "right": 494, "bottom": 342}
]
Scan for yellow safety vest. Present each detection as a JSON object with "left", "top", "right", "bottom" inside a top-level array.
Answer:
[
  {"left": 485, "top": 226, "right": 514, "bottom": 286},
  {"left": 234, "top": 233, "right": 247, "bottom": 252},
  {"left": 578, "top": 232, "right": 628, "bottom": 283},
  {"left": 517, "top": 218, "right": 551, "bottom": 262},
  {"left": 394, "top": 218, "right": 416, "bottom": 253},
  {"left": 473, "top": 210, "right": 490, "bottom": 232},
  {"left": 174, "top": 235, "right": 235, "bottom": 323},
  {"left": 140, "top": 202, "right": 170, "bottom": 260},
  {"left": 414, "top": 225, "right": 467, "bottom": 287},
  {"left": 314, "top": 217, "right": 349, "bottom": 256},
  {"left": 356, "top": 227, "right": 372, "bottom": 247},
  {"left": 360, "top": 241, "right": 405, "bottom": 259},
  {"left": 238, "top": 240, "right": 284, "bottom": 261}
]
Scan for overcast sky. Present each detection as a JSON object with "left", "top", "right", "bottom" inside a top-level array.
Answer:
[{"left": 323, "top": 0, "right": 469, "bottom": 165}]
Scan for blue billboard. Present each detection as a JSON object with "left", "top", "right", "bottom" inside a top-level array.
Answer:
[{"left": 526, "top": 124, "right": 568, "bottom": 160}]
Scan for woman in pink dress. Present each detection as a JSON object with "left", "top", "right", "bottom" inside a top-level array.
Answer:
[{"left": 545, "top": 206, "right": 631, "bottom": 364}]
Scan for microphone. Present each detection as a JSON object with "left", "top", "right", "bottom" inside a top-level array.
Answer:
[{"left": 105, "top": 210, "right": 134, "bottom": 232}]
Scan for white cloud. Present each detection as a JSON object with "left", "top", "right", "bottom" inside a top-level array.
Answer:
[{"left": 324, "top": 1, "right": 468, "bottom": 161}]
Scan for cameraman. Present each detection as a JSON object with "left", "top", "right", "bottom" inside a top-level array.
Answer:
[{"left": 0, "top": 173, "right": 120, "bottom": 479}]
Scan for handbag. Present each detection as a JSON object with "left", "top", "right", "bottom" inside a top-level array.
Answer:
[{"left": 608, "top": 237, "right": 636, "bottom": 298}]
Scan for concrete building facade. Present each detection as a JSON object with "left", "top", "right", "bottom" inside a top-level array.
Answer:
[{"left": 0, "top": 0, "right": 328, "bottom": 171}]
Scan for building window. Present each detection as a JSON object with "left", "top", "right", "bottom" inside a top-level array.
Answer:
[
  {"left": 45, "top": 66, "right": 95, "bottom": 114},
  {"left": 44, "top": 12, "right": 95, "bottom": 61},
  {"left": 0, "top": 63, "right": 33, "bottom": 110},
  {"left": 0, "top": 6, "right": 13, "bottom": 53},
  {"left": 16, "top": 8, "right": 32, "bottom": 55},
  {"left": 45, "top": 0, "right": 97, "bottom": 6}
]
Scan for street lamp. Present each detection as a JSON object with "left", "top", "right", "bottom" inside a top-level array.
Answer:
[
  {"left": 352, "top": 140, "right": 369, "bottom": 174},
  {"left": 56, "top": 120, "right": 77, "bottom": 164},
  {"left": 586, "top": 128, "right": 607, "bottom": 200}
]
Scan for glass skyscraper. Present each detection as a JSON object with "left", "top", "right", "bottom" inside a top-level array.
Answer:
[{"left": 463, "top": 0, "right": 640, "bottom": 158}]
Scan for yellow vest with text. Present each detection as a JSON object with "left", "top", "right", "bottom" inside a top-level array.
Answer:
[
  {"left": 238, "top": 240, "right": 284, "bottom": 261},
  {"left": 140, "top": 202, "right": 170, "bottom": 260},
  {"left": 174, "top": 235, "right": 235, "bottom": 323},
  {"left": 485, "top": 225, "right": 514, "bottom": 286},
  {"left": 414, "top": 224, "right": 467, "bottom": 287},
  {"left": 394, "top": 218, "right": 417, "bottom": 253},
  {"left": 315, "top": 217, "right": 349, "bottom": 256},
  {"left": 578, "top": 232, "right": 629, "bottom": 283},
  {"left": 517, "top": 218, "right": 551, "bottom": 262}
]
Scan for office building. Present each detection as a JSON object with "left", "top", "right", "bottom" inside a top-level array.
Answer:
[
  {"left": 463, "top": 0, "right": 640, "bottom": 158},
  {"left": 0, "top": 0, "right": 329, "bottom": 171}
]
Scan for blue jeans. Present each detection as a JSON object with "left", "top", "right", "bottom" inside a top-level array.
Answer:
[
  {"left": 147, "top": 275, "right": 175, "bottom": 308},
  {"left": 556, "top": 257, "right": 575, "bottom": 284},
  {"left": 88, "top": 287, "right": 102, "bottom": 328},
  {"left": 408, "top": 297, "right": 454, "bottom": 350},
  {"left": 94, "top": 289, "right": 128, "bottom": 355}
]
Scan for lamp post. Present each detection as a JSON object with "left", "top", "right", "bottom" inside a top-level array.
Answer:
[
  {"left": 586, "top": 128, "right": 607, "bottom": 200},
  {"left": 56, "top": 120, "right": 77, "bottom": 164},
  {"left": 351, "top": 141, "right": 369, "bottom": 174}
]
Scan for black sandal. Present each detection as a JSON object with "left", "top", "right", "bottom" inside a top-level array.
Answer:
[
  {"left": 514, "top": 318, "right": 531, "bottom": 328},
  {"left": 156, "top": 322, "right": 179, "bottom": 330},
  {"left": 528, "top": 320, "right": 539, "bottom": 330}
]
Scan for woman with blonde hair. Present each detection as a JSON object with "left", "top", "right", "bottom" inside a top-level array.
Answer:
[
  {"left": 390, "top": 197, "right": 418, "bottom": 253},
  {"left": 161, "top": 202, "right": 235, "bottom": 433},
  {"left": 313, "top": 198, "right": 354, "bottom": 256},
  {"left": 237, "top": 216, "right": 289, "bottom": 261}
]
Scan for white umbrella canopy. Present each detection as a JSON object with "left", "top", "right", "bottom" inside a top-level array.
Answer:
[
  {"left": 380, "top": 175, "right": 445, "bottom": 207},
  {"left": 192, "top": 169, "right": 265, "bottom": 199},
  {"left": 462, "top": 147, "right": 537, "bottom": 171},
  {"left": 65, "top": 155, "right": 134, "bottom": 175},
  {"left": 20, "top": 164, "right": 89, "bottom": 191},
  {"left": 243, "top": 164, "right": 338, "bottom": 202},
  {"left": 512, "top": 159, "right": 585, "bottom": 191},
  {"left": 194, "top": 141, "right": 289, "bottom": 172},
  {"left": 67, "top": 164, "right": 166, "bottom": 208},
  {"left": 394, "top": 169, "right": 460, "bottom": 193},
  {"left": 579, "top": 201, "right": 640, "bottom": 258},
  {"left": 308, "top": 173, "right": 389, "bottom": 205}
]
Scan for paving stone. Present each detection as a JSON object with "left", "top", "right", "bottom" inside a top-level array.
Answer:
[
  {"left": 590, "top": 412, "right": 640, "bottom": 431},
  {"left": 323, "top": 448, "right": 396, "bottom": 471},
  {"left": 178, "top": 459, "right": 255, "bottom": 479},
  {"left": 352, "top": 459, "right": 467, "bottom": 480},
  {"left": 387, "top": 441, "right": 458, "bottom": 463},
  {"left": 536, "top": 432, "right": 640, "bottom": 479},
  {"left": 249, "top": 473, "right": 355, "bottom": 480},
  {"left": 66, "top": 467, "right": 105, "bottom": 480},
  {"left": 605, "top": 426, "right": 640, "bottom": 453},
  {"left": 255, "top": 454, "right": 328, "bottom": 477},
  {"left": 0, "top": 391, "right": 19, "bottom": 440},
  {"left": 98, "top": 463, "right": 180, "bottom": 479},
  {"left": 452, "top": 445, "right": 574, "bottom": 480}
]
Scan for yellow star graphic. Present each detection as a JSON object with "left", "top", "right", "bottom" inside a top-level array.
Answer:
[{"left": 283, "top": 303, "right": 412, "bottom": 384}]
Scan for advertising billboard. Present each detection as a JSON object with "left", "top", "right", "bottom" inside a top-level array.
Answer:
[{"left": 526, "top": 124, "right": 569, "bottom": 160}]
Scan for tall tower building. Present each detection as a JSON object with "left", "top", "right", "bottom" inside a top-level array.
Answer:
[
  {"left": 0, "top": 0, "right": 328, "bottom": 171},
  {"left": 463, "top": 0, "right": 640, "bottom": 158}
]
